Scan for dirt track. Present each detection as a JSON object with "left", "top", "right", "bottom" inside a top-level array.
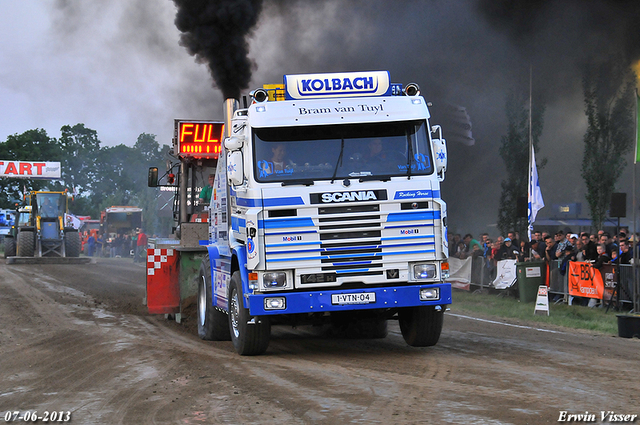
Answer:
[{"left": 1, "top": 257, "right": 639, "bottom": 424}]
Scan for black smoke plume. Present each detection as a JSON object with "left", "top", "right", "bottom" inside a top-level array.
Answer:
[
  {"left": 476, "top": 0, "right": 640, "bottom": 64},
  {"left": 173, "top": 0, "right": 263, "bottom": 100}
]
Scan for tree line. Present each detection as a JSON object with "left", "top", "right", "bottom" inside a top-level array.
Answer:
[{"left": 0, "top": 124, "right": 173, "bottom": 237}]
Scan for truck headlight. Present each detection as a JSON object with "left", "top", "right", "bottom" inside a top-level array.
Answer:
[
  {"left": 264, "top": 297, "right": 286, "bottom": 310},
  {"left": 420, "top": 288, "right": 440, "bottom": 301},
  {"left": 262, "top": 272, "right": 287, "bottom": 289},
  {"left": 413, "top": 264, "right": 436, "bottom": 280}
]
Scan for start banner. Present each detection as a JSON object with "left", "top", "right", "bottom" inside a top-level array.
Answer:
[
  {"left": 0, "top": 161, "right": 61, "bottom": 179},
  {"left": 568, "top": 262, "right": 604, "bottom": 299}
]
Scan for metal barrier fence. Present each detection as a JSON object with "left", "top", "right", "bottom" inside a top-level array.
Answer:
[{"left": 468, "top": 257, "right": 636, "bottom": 308}]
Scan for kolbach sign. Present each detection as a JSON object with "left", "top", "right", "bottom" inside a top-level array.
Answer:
[{"left": 0, "top": 161, "right": 61, "bottom": 179}]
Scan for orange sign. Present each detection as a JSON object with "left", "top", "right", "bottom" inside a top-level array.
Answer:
[{"left": 568, "top": 262, "right": 604, "bottom": 299}]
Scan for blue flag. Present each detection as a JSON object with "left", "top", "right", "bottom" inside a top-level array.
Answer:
[{"left": 528, "top": 145, "right": 544, "bottom": 240}]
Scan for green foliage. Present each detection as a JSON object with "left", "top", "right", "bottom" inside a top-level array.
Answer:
[
  {"left": 581, "top": 58, "right": 635, "bottom": 230},
  {"left": 497, "top": 90, "right": 546, "bottom": 238},
  {"left": 59, "top": 123, "right": 101, "bottom": 196}
]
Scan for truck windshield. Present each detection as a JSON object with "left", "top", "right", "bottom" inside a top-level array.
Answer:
[
  {"left": 36, "top": 193, "right": 64, "bottom": 219},
  {"left": 253, "top": 120, "right": 433, "bottom": 183},
  {"left": 18, "top": 213, "right": 30, "bottom": 226}
]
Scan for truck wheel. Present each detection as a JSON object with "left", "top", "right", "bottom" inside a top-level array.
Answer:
[
  {"left": 228, "top": 271, "right": 270, "bottom": 355},
  {"left": 17, "top": 231, "right": 35, "bottom": 257},
  {"left": 197, "top": 258, "right": 231, "bottom": 341},
  {"left": 399, "top": 305, "right": 444, "bottom": 347},
  {"left": 4, "top": 237, "right": 16, "bottom": 258},
  {"left": 64, "top": 231, "right": 81, "bottom": 257}
]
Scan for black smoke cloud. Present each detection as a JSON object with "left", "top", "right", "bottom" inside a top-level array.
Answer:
[
  {"left": 477, "top": 0, "right": 640, "bottom": 62},
  {"left": 173, "top": 0, "right": 263, "bottom": 100}
]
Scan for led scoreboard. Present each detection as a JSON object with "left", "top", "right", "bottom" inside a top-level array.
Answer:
[{"left": 174, "top": 120, "right": 224, "bottom": 159}]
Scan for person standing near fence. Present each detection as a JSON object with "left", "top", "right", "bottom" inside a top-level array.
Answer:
[
  {"left": 463, "top": 234, "right": 482, "bottom": 257},
  {"left": 131, "top": 231, "right": 138, "bottom": 261},
  {"left": 544, "top": 235, "right": 557, "bottom": 262},
  {"left": 615, "top": 239, "right": 633, "bottom": 264},
  {"left": 581, "top": 233, "right": 598, "bottom": 261},
  {"left": 135, "top": 229, "right": 147, "bottom": 263},
  {"left": 497, "top": 238, "right": 519, "bottom": 260}
]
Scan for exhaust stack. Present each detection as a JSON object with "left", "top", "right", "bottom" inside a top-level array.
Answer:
[{"left": 223, "top": 98, "right": 239, "bottom": 140}]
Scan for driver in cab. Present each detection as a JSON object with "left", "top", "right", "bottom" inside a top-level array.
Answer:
[
  {"left": 363, "top": 138, "right": 397, "bottom": 167},
  {"left": 258, "top": 143, "right": 295, "bottom": 177},
  {"left": 41, "top": 197, "right": 57, "bottom": 217}
]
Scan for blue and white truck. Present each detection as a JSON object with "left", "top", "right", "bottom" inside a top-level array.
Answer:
[{"left": 193, "top": 71, "right": 451, "bottom": 355}]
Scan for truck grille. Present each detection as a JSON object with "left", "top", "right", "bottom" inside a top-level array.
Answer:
[
  {"left": 317, "top": 204, "right": 383, "bottom": 276},
  {"left": 263, "top": 201, "right": 438, "bottom": 282}
]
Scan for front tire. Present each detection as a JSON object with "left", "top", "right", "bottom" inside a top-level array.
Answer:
[
  {"left": 17, "top": 231, "right": 35, "bottom": 257},
  {"left": 4, "top": 237, "right": 16, "bottom": 258},
  {"left": 197, "top": 257, "right": 231, "bottom": 341},
  {"left": 64, "top": 231, "right": 81, "bottom": 257},
  {"left": 399, "top": 305, "right": 444, "bottom": 347},
  {"left": 229, "top": 271, "right": 270, "bottom": 355}
]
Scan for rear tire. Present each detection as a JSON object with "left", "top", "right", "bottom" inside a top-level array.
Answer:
[
  {"left": 17, "top": 231, "right": 35, "bottom": 257},
  {"left": 197, "top": 257, "right": 231, "bottom": 341},
  {"left": 4, "top": 237, "right": 16, "bottom": 258},
  {"left": 229, "top": 271, "right": 270, "bottom": 355},
  {"left": 64, "top": 231, "right": 81, "bottom": 257},
  {"left": 399, "top": 305, "right": 444, "bottom": 347}
]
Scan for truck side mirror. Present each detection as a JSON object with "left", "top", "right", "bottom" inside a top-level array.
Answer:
[
  {"left": 431, "top": 125, "right": 447, "bottom": 182},
  {"left": 148, "top": 167, "right": 158, "bottom": 187},
  {"left": 433, "top": 138, "right": 447, "bottom": 181},
  {"left": 227, "top": 151, "right": 244, "bottom": 186},
  {"left": 225, "top": 136, "right": 244, "bottom": 150}
]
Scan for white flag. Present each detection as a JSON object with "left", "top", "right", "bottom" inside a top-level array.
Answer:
[
  {"left": 64, "top": 213, "right": 83, "bottom": 230},
  {"left": 528, "top": 145, "right": 544, "bottom": 240}
]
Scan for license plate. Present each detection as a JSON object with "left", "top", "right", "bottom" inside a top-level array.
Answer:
[{"left": 331, "top": 292, "right": 376, "bottom": 305}]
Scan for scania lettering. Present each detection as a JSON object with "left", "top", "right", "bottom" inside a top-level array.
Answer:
[
  {"left": 321, "top": 191, "right": 377, "bottom": 203},
  {"left": 150, "top": 70, "right": 451, "bottom": 356}
]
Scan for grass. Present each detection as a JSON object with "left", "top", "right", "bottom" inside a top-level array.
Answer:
[{"left": 450, "top": 288, "right": 621, "bottom": 335}]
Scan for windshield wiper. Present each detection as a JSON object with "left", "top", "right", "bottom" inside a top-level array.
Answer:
[{"left": 330, "top": 139, "right": 345, "bottom": 183}]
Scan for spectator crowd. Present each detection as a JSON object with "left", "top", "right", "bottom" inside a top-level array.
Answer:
[
  {"left": 83, "top": 228, "right": 149, "bottom": 263},
  {"left": 448, "top": 227, "right": 636, "bottom": 278}
]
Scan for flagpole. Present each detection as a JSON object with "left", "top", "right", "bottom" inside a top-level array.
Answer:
[
  {"left": 634, "top": 88, "right": 639, "bottom": 313},
  {"left": 528, "top": 65, "right": 533, "bottom": 246}
]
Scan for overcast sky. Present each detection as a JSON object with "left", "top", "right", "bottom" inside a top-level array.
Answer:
[{"left": 1, "top": 0, "right": 639, "bottom": 234}]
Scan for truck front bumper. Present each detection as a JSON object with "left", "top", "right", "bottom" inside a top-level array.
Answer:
[{"left": 247, "top": 283, "right": 452, "bottom": 316}]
